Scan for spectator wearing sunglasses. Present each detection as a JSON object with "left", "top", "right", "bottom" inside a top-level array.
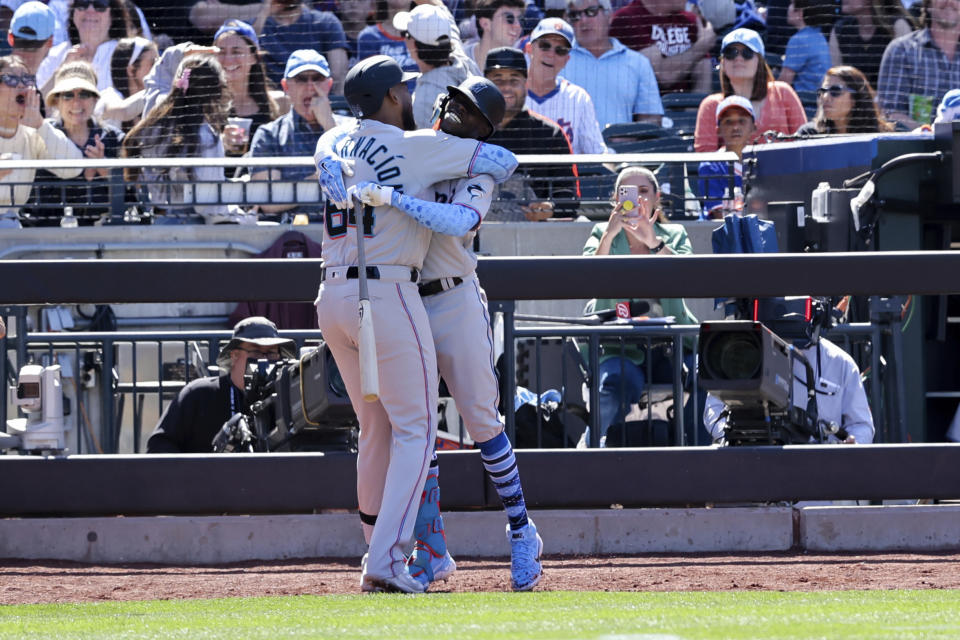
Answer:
[
  {"left": 36, "top": 0, "right": 136, "bottom": 97},
  {"left": 609, "top": 0, "right": 715, "bottom": 94},
  {"left": 559, "top": 0, "right": 663, "bottom": 128},
  {"left": 394, "top": 3, "right": 478, "bottom": 129},
  {"left": 0, "top": 55, "right": 83, "bottom": 228},
  {"left": 8, "top": 2, "right": 56, "bottom": 77},
  {"left": 795, "top": 65, "right": 894, "bottom": 135},
  {"left": 24, "top": 60, "right": 122, "bottom": 226},
  {"left": 462, "top": 0, "right": 526, "bottom": 72},
  {"left": 524, "top": 17, "right": 609, "bottom": 153},
  {"left": 694, "top": 28, "right": 806, "bottom": 151},
  {"left": 249, "top": 49, "right": 350, "bottom": 220}
]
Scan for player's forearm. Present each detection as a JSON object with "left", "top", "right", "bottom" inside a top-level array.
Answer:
[{"left": 391, "top": 191, "right": 479, "bottom": 236}]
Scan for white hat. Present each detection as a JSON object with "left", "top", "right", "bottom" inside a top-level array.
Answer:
[
  {"left": 716, "top": 95, "right": 755, "bottom": 123},
  {"left": 393, "top": 4, "right": 453, "bottom": 46},
  {"left": 46, "top": 75, "right": 100, "bottom": 107}
]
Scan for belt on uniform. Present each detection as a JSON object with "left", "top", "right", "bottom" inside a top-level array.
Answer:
[
  {"left": 419, "top": 277, "right": 464, "bottom": 297},
  {"left": 320, "top": 265, "right": 420, "bottom": 283}
]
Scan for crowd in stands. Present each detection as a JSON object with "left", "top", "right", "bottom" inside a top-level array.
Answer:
[{"left": 0, "top": 0, "right": 958, "bottom": 226}]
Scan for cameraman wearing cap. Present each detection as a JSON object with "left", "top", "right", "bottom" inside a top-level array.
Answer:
[
  {"left": 146, "top": 317, "right": 296, "bottom": 453},
  {"left": 703, "top": 299, "right": 875, "bottom": 445}
]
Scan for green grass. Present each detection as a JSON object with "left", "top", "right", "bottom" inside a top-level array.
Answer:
[{"left": 2, "top": 590, "right": 959, "bottom": 639}]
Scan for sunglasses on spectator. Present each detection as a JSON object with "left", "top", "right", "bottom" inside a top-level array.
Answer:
[
  {"left": 567, "top": 5, "right": 603, "bottom": 22},
  {"left": 721, "top": 46, "right": 755, "bottom": 61},
  {"left": 73, "top": 0, "right": 109, "bottom": 11},
  {"left": 535, "top": 40, "right": 571, "bottom": 56},
  {"left": 818, "top": 85, "right": 856, "bottom": 98},
  {"left": 60, "top": 90, "right": 97, "bottom": 101},
  {"left": 0, "top": 73, "right": 36, "bottom": 88},
  {"left": 499, "top": 12, "right": 521, "bottom": 24}
]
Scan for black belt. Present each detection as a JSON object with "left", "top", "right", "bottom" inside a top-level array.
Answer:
[
  {"left": 419, "top": 277, "right": 463, "bottom": 297},
  {"left": 320, "top": 266, "right": 420, "bottom": 282}
]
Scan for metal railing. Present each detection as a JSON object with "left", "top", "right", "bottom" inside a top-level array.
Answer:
[
  {"left": 0, "top": 152, "right": 739, "bottom": 224},
  {"left": 1, "top": 308, "right": 900, "bottom": 454}
]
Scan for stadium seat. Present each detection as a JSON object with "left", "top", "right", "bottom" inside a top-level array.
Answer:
[
  {"left": 329, "top": 95, "right": 352, "bottom": 116},
  {"left": 602, "top": 122, "right": 674, "bottom": 152},
  {"left": 765, "top": 52, "right": 783, "bottom": 77},
  {"left": 661, "top": 92, "right": 709, "bottom": 110}
]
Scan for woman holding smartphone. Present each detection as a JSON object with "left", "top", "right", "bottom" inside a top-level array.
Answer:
[{"left": 581, "top": 166, "right": 701, "bottom": 448}]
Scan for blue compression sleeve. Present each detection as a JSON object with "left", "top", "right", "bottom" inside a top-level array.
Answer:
[
  {"left": 390, "top": 190, "right": 479, "bottom": 236},
  {"left": 470, "top": 143, "right": 518, "bottom": 184}
]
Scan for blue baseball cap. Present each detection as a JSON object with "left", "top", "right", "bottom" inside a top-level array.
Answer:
[
  {"left": 213, "top": 19, "right": 259, "bottom": 50},
  {"left": 936, "top": 88, "right": 960, "bottom": 124},
  {"left": 721, "top": 28, "right": 765, "bottom": 58},
  {"left": 530, "top": 17, "right": 575, "bottom": 47},
  {"left": 10, "top": 1, "right": 55, "bottom": 41},
  {"left": 284, "top": 49, "right": 331, "bottom": 79}
]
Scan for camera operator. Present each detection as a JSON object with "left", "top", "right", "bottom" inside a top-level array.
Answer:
[
  {"left": 146, "top": 316, "right": 296, "bottom": 453},
  {"left": 703, "top": 298, "right": 875, "bottom": 445}
]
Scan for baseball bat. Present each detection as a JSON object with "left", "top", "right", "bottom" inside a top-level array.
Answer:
[{"left": 354, "top": 197, "right": 379, "bottom": 402}]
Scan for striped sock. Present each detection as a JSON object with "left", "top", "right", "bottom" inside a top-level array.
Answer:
[{"left": 478, "top": 432, "right": 529, "bottom": 531}]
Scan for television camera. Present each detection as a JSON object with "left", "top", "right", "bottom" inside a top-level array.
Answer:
[
  {"left": 1, "top": 364, "right": 70, "bottom": 454},
  {"left": 698, "top": 297, "right": 851, "bottom": 446},
  {"left": 212, "top": 344, "right": 357, "bottom": 453}
]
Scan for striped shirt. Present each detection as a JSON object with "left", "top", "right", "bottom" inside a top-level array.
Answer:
[{"left": 877, "top": 28, "right": 960, "bottom": 123}]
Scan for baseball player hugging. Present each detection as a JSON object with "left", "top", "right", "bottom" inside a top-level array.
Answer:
[
  {"left": 313, "top": 56, "right": 518, "bottom": 594},
  {"left": 349, "top": 76, "right": 544, "bottom": 593}
]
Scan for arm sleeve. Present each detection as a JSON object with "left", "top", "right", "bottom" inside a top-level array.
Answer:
[
  {"left": 782, "top": 32, "right": 807, "bottom": 72},
  {"left": 582, "top": 223, "right": 605, "bottom": 256},
  {"left": 146, "top": 387, "right": 192, "bottom": 453},
  {"left": 694, "top": 94, "right": 721, "bottom": 151},
  {"left": 839, "top": 357, "right": 875, "bottom": 444},
  {"left": 877, "top": 37, "right": 910, "bottom": 115},
  {"left": 38, "top": 121, "right": 84, "bottom": 178},
  {"left": 632, "top": 54, "right": 664, "bottom": 116},
  {"left": 142, "top": 43, "right": 186, "bottom": 118},
  {"left": 778, "top": 83, "right": 808, "bottom": 133},
  {"left": 389, "top": 187, "right": 482, "bottom": 236}
]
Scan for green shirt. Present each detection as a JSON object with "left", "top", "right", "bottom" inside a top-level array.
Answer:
[{"left": 582, "top": 221, "right": 698, "bottom": 365}]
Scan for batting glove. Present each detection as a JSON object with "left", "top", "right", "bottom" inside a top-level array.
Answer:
[
  {"left": 350, "top": 181, "right": 394, "bottom": 207},
  {"left": 316, "top": 155, "right": 354, "bottom": 209}
]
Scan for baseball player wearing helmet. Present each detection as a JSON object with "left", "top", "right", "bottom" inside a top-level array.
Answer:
[
  {"left": 313, "top": 56, "right": 518, "bottom": 594},
  {"left": 350, "top": 76, "right": 544, "bottom": 592}
]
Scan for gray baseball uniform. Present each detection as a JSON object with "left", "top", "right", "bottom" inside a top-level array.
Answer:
[{"left": 314, "top": 119, "right": 500, "bottom": 584}]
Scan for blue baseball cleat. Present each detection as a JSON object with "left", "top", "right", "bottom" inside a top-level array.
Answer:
[{"left": 506, "top": 519, "right": 543, "bottom": 591}]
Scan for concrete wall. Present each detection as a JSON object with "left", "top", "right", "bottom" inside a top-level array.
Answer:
[{"left": 3, "top": 505, "right": 958, "bottom": 563}]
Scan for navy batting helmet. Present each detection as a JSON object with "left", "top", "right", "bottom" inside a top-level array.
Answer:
[
  {"left": 344, "top": 55, "right": 420, "bottom": 118},
  {"left": 443, "top": 76, "right": 506, "bottom": 139}
]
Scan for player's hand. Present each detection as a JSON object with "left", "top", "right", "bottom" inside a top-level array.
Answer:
[
  {"left": 349, "top": 181, "right": 394, "bottom": 207},
  {"left": 316, "top": 154, "right": 353, "bottom": 209}
]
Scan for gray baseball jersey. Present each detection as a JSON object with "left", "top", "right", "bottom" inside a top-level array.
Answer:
[
  {"left": 420, "top": 174, "right": 495, "bottom": 281},
  {"left": 320, "top": 119, "right": 486, "bottom": 270}
]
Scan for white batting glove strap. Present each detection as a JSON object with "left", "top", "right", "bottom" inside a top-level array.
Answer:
[{"left": 349, "top": 181, "right": 394, "bottom": 207}]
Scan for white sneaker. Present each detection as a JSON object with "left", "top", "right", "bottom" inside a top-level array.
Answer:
[{"left": 361, "top": 565, "right": 427, "bottom": 594}]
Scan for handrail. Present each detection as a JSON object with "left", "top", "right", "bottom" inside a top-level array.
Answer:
[{"left": 0, "top": 151, "right": 739, "bottom": 171}]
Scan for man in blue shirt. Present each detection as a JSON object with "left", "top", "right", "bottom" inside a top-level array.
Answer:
[
  {"left": 258, "top": 0, "right": 348, "bottom": 90},
  {"left": 558, "top": 0, "right": 663, "bottom": 129},
  {"left": 249, "top": 50, "right": 352, "bottom": 219}
]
